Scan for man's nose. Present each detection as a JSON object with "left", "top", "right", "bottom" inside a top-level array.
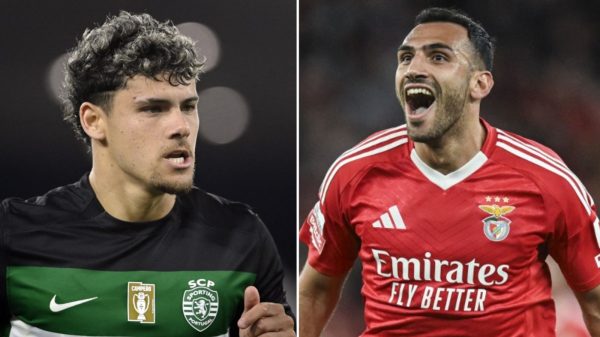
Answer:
[
  {"left": 168, "top": 109, "right": 191, "bottom": 139},
  {"left": 404, "top": 54, "right": 429, "bottom": 81}
]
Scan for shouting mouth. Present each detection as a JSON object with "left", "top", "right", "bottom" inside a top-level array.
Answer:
[{"left": 404, "top": 86, "right": 436, "bottom": 121}]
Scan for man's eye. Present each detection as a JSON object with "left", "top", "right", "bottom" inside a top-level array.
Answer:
[
  {"left": 182, "top": 105, "right": 197, "bottom": 112},
  {"left": 142, "top": 106, "right": 163, "bottom": 113},
  {"left": 431, "top": 53, "right": 448, "bottom": 62},
  {"left": 399, "top": 54, "right": 413, "bottom": 64}
]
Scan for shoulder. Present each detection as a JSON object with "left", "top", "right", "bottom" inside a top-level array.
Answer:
[
  {"left": 179, "top": 188, "right": 269, "bottom": 236},
  {"left": 318, "top": 124, "right": 410, "bottom": 200},
  {"left": 492, "top": 128, "right": 593, "bottom": 215},
  {"left": 1, "top": 175, "right": 94, "bottom": 220}
]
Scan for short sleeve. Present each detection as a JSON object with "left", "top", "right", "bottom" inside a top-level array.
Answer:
[
  {"left": 300, "top": 170, "right": 359, "bottom": 276},
  {"left": 549, "top": 187, "right": 600, "bottom": 292},
  {"left": 253, "top": 217, "right": 295, "bottom": 318},
  {"left": 228, "top": 216, "right": 295, "bottom": 337}
]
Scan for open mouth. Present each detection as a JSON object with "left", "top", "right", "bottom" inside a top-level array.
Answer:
[
  {"left": 165, "top": 149, "right": 191, "bottom": 165},
  {"left": 405, "top": 87, "right": 435, "bottom": 115}
]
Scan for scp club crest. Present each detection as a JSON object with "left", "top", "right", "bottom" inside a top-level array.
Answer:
[
  {"left": 182, "top": 279, "right": 219, "bottom": 333},
  {"left": 479, "top": 200, "right": 515, "bottom": 242}
]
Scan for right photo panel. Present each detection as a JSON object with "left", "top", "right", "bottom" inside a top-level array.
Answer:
[{"left": 299, "top": 2, "right": 600, "bottom": 336}]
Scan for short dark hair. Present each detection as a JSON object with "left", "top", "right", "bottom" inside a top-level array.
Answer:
[
  {"left": 62, "top": 11, "right": 205, "bottom": 148},
  {"left": 415, "top": 7, "right": 495, "bottom": 71}
]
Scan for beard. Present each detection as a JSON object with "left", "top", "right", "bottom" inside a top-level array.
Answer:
[
  {"left": 404, "top": 79, "right": 470, "bottom": 144},
  {"left": 148, "top": 167, "right": 195, "bottom": 195}
]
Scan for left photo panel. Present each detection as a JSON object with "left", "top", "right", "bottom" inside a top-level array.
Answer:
[{"left": 0, "top": 1, "right": 296, "bottom": 336}]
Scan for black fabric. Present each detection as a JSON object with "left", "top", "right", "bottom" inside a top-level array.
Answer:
[{"left": 0, "top": 173, "right": 293, "bottom": 331}]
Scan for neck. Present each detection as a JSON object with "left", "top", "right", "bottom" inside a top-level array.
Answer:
[
  {"left": 413, "top": 113, "right": 486, "bottom": 175},
  {"left": 89, "top": 151, "right": 175, "bottom": 223}
]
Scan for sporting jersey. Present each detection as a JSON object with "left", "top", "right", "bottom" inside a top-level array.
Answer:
[
  {"left": 300, "top": 119, "right": 600, "bottom": 336},
  {"left": 0, "top": 174, "right": 292, "bottom": 337}
]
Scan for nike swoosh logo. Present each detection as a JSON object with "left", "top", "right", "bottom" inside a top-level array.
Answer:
[{"left": 49, "top": 295, "right": 98, "bottom": 313}]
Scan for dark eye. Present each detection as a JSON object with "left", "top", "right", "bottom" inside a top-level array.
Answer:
[
  {"left": 398, "top": 53, "right": 413, "bottom": 64},
  {"left": 431, "top": 53, "right": 448, "bottom": 62},
  {"left": 141, "top": 105, "right": 164, "bottom": 113},
  {"left": 182, "top": 104, "right": 197, "bottom": 112}
]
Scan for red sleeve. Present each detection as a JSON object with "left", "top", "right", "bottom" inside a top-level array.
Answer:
[
  {"left": 299, "top": 171, "right": 359, "bottom": 276},
  {"left": 548, "top": 185, "right": 600, "bottom": 293}
]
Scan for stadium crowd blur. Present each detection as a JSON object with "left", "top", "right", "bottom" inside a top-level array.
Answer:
[{"left": 300, "top": 1, "right": 600, "bottom": 336}]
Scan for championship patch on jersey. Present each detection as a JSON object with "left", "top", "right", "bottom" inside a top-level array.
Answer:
[
  {"left": 182, "top": 278, "right": 220, "bottom": 332},
  {"left": 479, "top": 196, "right": 515, "bottom": 242},
  {"left": 308, "top": 202, "right": 326, "bottom": 254},
  {"left": 127, "top": 281, "right": 156, "bottom": 324}
]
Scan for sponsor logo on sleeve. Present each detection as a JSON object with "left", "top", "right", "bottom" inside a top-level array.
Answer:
[
  {"left": 182, "top": 278, "right": 219, "bottom": 332},
  {"left": 308, "top": 202, "right": 326, "bottom": 254}
]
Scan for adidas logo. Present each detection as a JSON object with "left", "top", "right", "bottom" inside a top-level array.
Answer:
[{"left": 372, "top": 205, "right": 406, "bottom": 229}]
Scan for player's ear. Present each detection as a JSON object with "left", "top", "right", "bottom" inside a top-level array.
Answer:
[
  {"left": 79, "top": 102, "right": 107, "bottom": 142},
  {"left": 470, "top": 70, "right": 494, "bottom": 100}
]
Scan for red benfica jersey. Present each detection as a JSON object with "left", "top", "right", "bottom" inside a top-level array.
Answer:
[{"left": 300, "top": 119, "right": 600, "bottom": 336}]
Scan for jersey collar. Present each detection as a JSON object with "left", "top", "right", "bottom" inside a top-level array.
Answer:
[{"left": 408, "top": 118, "right": 497, "bottom": 190}]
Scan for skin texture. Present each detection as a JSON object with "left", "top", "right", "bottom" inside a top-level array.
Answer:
[
  {"left": 81, "top": 75, "right": 199, "bottom": 222},
  {"left": 238, "top": 286, "right": 295, "bottom": 337},
  {"left": 577, "top": 287, "right": 600, "bottom": 336},
  {"left": 298, "top": 264, "right": 346, "bottom": 337},
  {"left": 395, "top": 22, "right": 493, "bottom": 174}
]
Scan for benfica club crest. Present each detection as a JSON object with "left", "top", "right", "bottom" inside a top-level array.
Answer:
[{"left": 479, "top": 202, "right": 515, "bottom": 242}]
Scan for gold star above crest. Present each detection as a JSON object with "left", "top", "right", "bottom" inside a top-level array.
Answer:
[
  {"left": 503, "top": 197, "right": 510, "bottom": 203},
  {"left": 485, "top": 196, "right": 492, "bottom": 202},
  {"left": 494, "top": 196, "right": 501, "bottom": 202}
]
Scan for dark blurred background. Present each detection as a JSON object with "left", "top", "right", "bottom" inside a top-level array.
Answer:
[
  {"left": 0, "top": 0, "right": 296, "bottom": 310},
  {"left": 300, "top": 0, "right": 600, "bottom": 336}
]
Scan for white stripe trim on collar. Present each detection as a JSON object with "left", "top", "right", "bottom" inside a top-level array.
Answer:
[{"left": 410, "top": 149, "right": 488, "bottom": 190}]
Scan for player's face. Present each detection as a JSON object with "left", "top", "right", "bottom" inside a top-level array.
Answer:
[
  {"left": 102, "top": 75, "right": 199, "bottom": 195},
  {"left": 395, "top": 22, "right": 476, "bottom": 143}
]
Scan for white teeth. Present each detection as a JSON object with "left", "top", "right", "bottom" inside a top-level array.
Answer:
[
  {"left": 168, "top": 157, "right": 185, "bottom": 164},
  {"left": 406, "top": 88, "right": 433, "bottom": 96}
]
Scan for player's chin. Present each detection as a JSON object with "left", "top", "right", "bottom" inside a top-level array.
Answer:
[
  {"left": 151, "top": 172, "right": 195, "bottom": 195},
  {"left": 157, "top": 179, "right": 194, "bottom": 195},
  {"left": 407, "top": 123, "right": 437, "bottom": 143}
]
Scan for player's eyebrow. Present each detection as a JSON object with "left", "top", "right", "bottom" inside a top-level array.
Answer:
[
  {"left": 181, "top": 96, "right": 199, "bottom": 104},
  {"left": 424, "top": 43, "right": 454, "bottom": 53},
  {"left": 398, "top": 44, "right": 414, "bottom": 53},
  {"left": 398, "top": 43, "right": 455, "bottom": 53},
  {"left": 134, "top": 96, "right": 199, "bottom": 105}
]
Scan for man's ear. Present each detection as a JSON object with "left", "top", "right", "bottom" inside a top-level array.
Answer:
[
  {"left": 470, "top": 70, "right": 494, "bottom": 100},
  {"left": 79, "top": 102, "right": 107, "bottom": 141}
]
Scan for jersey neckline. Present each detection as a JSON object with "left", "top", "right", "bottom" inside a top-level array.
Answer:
[
  {"left": 407, "top": 118, "right": 497, "bottom": 190},
  {"left": 79, "top": 173, "right": 180, "bottom": 232}
]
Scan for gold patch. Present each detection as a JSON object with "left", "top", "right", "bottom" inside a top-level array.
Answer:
[{"left": 127, "top": 281, "right": 156, "bottom": 324}]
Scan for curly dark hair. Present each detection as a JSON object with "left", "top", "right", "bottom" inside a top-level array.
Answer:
[
  {"left": 62, "top": 11, "right": 205, "bottom": 148},
  {"left": 415, "top": 7, "right": 495, "bottom": 71}
]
